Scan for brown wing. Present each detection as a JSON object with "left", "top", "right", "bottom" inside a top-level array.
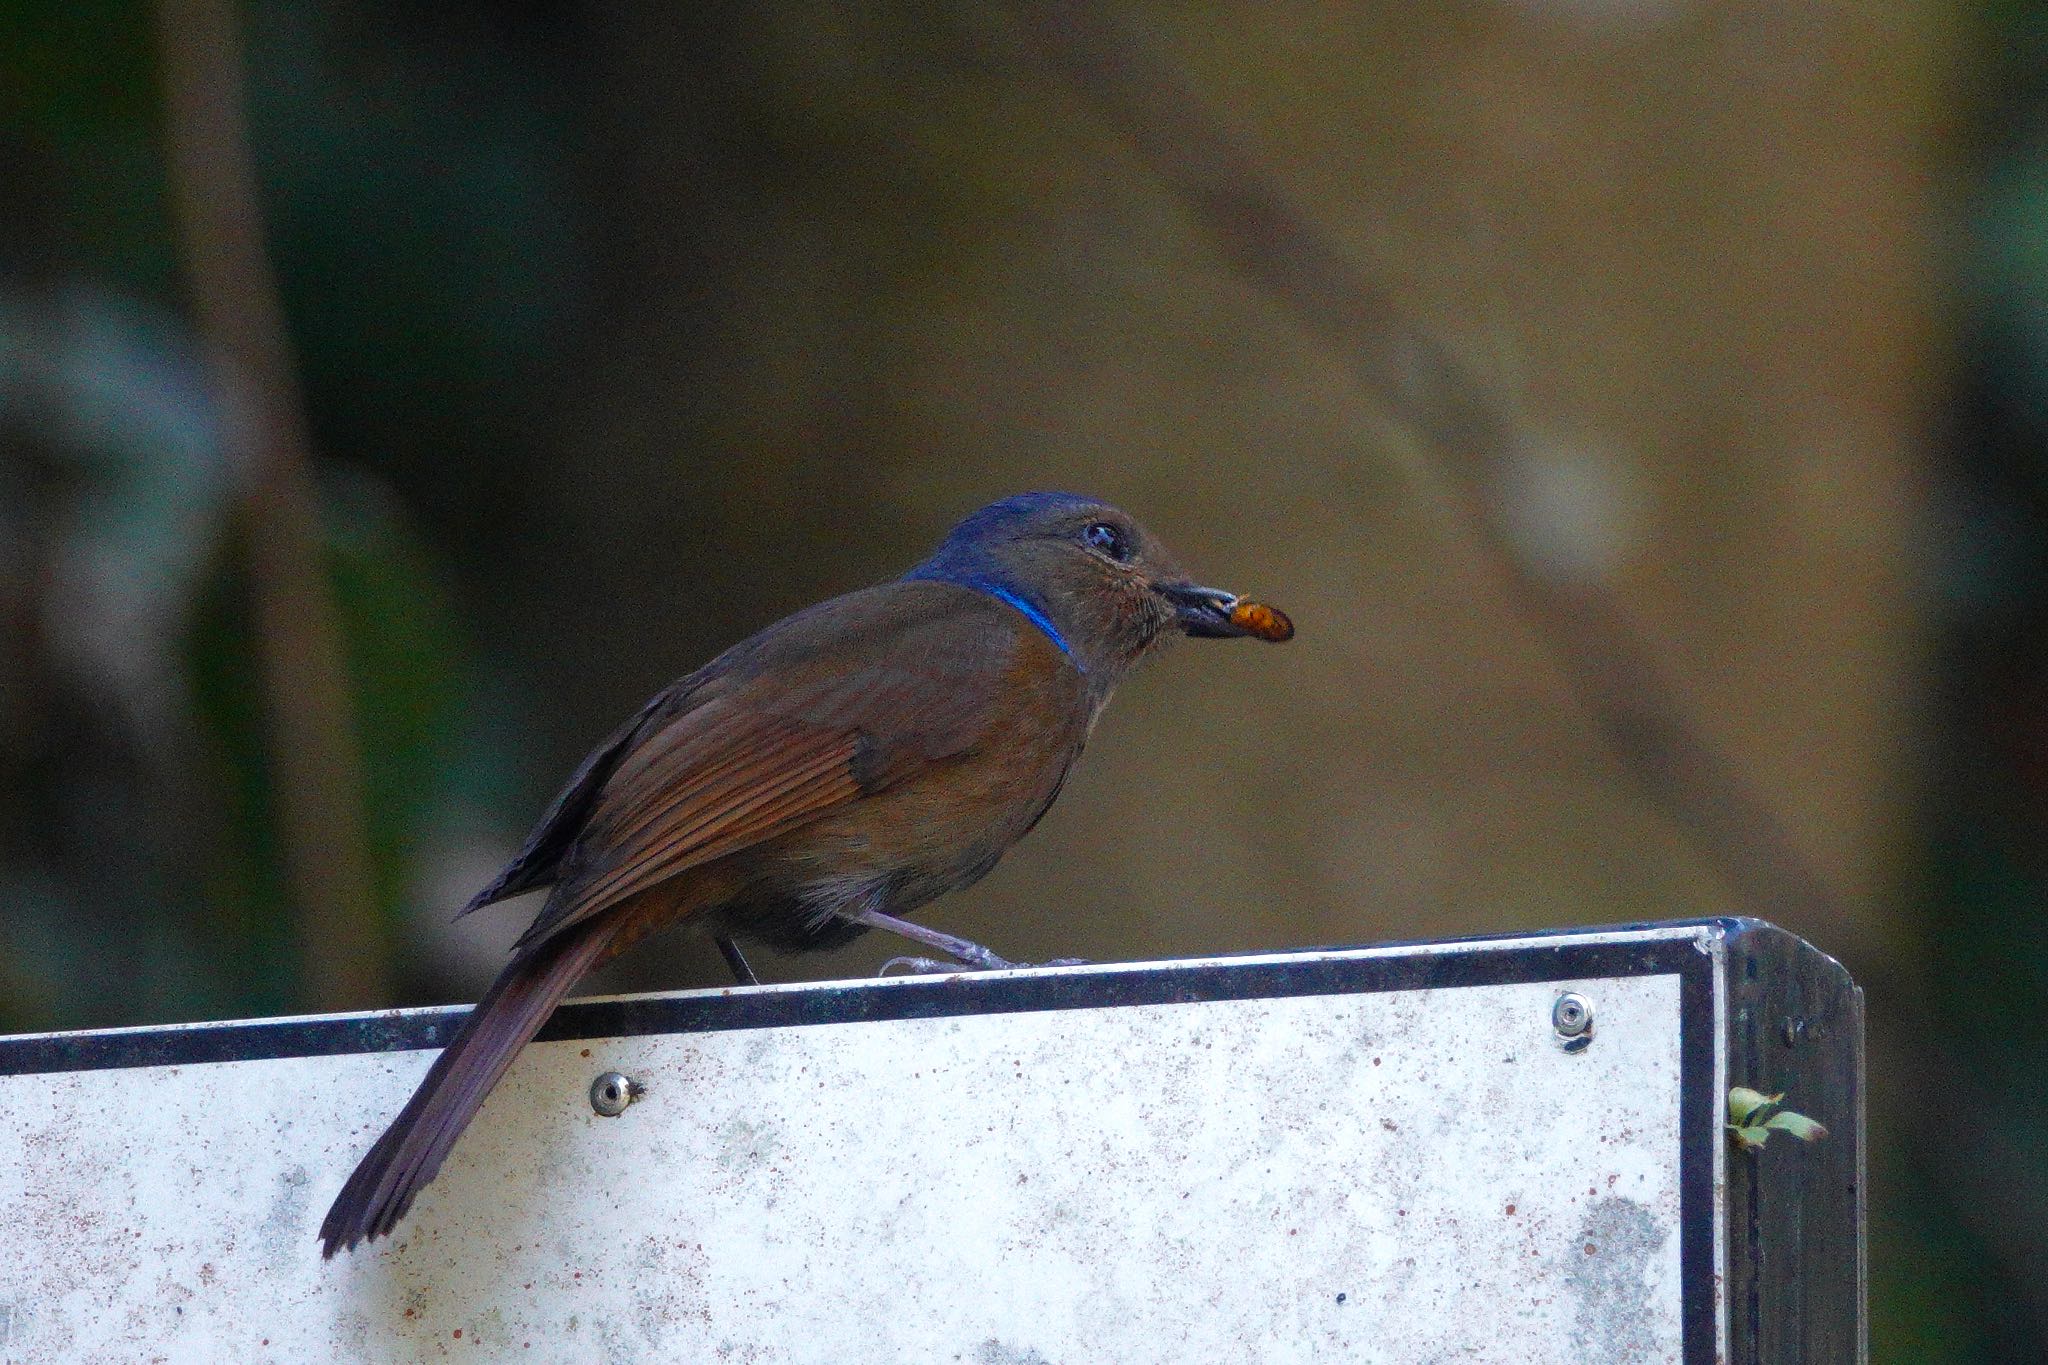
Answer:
[
  {"left": 510, "top": 582, "right": 1040, "bottom": 950},
  {"left": 456, "top": 690, "right": 678, "bottom": 916}
]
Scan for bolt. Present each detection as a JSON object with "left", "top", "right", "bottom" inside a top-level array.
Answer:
[
  {"left": 589, "top": 1071, "right": 644, "bottom": 1117},
  {"left": 1553, "top": 992, "right": 1594, "bottom": 1050}
]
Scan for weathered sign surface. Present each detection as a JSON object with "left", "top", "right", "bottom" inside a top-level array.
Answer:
[{"left": 0, "top": 919, "right": 1861, "bottom": 1363}]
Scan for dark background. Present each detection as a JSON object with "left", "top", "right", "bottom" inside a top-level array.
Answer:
[{"left": 1, "top": 1, "right": 2038, "bottom": 1354}]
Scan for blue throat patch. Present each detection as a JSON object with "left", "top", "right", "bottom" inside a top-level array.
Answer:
[
  {"left": 913, "top": 574, "right": 1077, "bottom": 666},
  {"left": 979, "top": 583, "right": 1075, "bottom": 663}
]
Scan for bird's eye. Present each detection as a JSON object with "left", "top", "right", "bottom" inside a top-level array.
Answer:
[{"left": 1082, "top": 521, "right": 1133, "bottom": 562}]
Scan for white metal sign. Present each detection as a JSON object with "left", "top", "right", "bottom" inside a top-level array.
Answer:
[{"left": 0, "top": 924, "right": 1741, "bottom": 1363}]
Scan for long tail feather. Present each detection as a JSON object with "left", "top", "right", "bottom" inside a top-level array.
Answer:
[{"left": 318, "top": 917, "right": 620, "bottom": 1257}]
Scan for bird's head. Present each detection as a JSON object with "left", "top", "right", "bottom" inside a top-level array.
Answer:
[{"left": 906, "top": 491, "right": 1292, "bottom": 680}]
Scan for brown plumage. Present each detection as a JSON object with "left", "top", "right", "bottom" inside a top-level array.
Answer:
[{"left": 319, "top": 493, "right": 1291, "bottom": 1256}]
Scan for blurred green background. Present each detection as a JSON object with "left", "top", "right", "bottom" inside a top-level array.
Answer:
[{"left": 1, "top": 0, "right": 2038, "bottom": 1354}]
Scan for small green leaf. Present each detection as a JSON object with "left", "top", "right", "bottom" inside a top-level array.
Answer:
[
  {"left": 1763, "top": 1110, "right": 1829, "bottom": 1142},
  {"left": 1728, "top": 1087, "right": 1782, "bottom": 1124},
  {"left": 1727, "top": 1124, "right": 1771, "bottom": 1150}
]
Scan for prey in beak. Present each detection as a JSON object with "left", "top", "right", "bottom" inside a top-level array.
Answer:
[{"left": 1159, "top": 583, "right": 1295, "bottom": 642}]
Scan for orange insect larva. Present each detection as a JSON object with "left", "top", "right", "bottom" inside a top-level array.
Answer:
[{"left": 1229, "top": 599, "right": 1295, "bottom": 643}]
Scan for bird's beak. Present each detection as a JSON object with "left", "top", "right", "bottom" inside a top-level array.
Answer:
[{"left": 1158, "top": 582, "right": 1293, "bottom": 641}]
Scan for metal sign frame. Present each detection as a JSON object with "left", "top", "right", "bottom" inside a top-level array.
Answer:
[{"left": 0, "top": 916, "right": 1862, "bottom": 1363}]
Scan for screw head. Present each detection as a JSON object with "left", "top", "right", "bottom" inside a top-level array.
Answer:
[
  {"left": 1552, "top": 992, "right": 1594, "bottom": 1044},
  {"left": 589, "top": 1071, "right": 644, "bottom": 1117}
]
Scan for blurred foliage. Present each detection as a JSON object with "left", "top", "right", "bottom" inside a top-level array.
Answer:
[
  {"left": 0, "top": 0, "right": 178, "bottom": 292},
  {"left": 2, "top": 0, "right": 552, "bottom": 1029},
  {"left": 187, "top": 475, "right": 471, "bottom": 1017},
  {"left": 243, "top": 1, "right": 583, "bottom": 541},
  {"left": 1864, "top": 0, "right": 2048, "bottom": 1355},
  {"left": 1, "top": 0, "right": 2046, "bottom": 1358}
]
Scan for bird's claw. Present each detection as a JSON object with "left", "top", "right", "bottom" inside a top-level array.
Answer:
[{"left": 879, "top": 956, "right": 961, "bottom": 976}]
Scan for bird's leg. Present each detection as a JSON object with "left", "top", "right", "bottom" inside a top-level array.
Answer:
[
  {"left": 714, "top": 934, "right": 760, "bottom": 986},
  {"left": 843, "top": 906, "right": 1018, "bottom": 971}
]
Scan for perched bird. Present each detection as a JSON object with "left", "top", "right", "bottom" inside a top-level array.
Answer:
[{"left": 318, "top": 491, "right": 1292, "bottom": 1257}]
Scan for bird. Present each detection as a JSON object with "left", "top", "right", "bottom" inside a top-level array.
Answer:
[{"left": 318, "top": 491, "right": 1293, "bottom": 1257}]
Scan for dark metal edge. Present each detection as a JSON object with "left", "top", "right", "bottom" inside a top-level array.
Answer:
[
  {"left": 1720, "top": 917, "right": 1867, "bottom": 1364},
  {"left": 0, "top": 929, "right": 1712, "bottom": 1074},
  {"left": 1680, "top": 930, "right": 1720, "bottom": 1365}
]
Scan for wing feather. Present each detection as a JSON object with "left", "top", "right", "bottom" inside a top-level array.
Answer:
[
  {"left": 562, "top": 744, "right": 859, "bottom": 916},
  {"left": 507, "top": 582, "right": 1047, "bottom": 951}
]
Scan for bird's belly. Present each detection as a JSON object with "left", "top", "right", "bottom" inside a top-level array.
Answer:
[
  {"left": 807, "top": 745, "right": 1068, "bottom": 894},
  {"left": 728, "top": 721, "right": 1074, "bottom": 926}
]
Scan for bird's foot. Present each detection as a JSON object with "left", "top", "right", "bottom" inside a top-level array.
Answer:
[
  {"left": 878, "top": 955, "right": 977, "bottom": 976},
  {"left": 848, "top": 905, "right": 1089, "bottom": 978},
  {"left": 875, "top": 954, "right": 1089, "bottom": 977}
]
